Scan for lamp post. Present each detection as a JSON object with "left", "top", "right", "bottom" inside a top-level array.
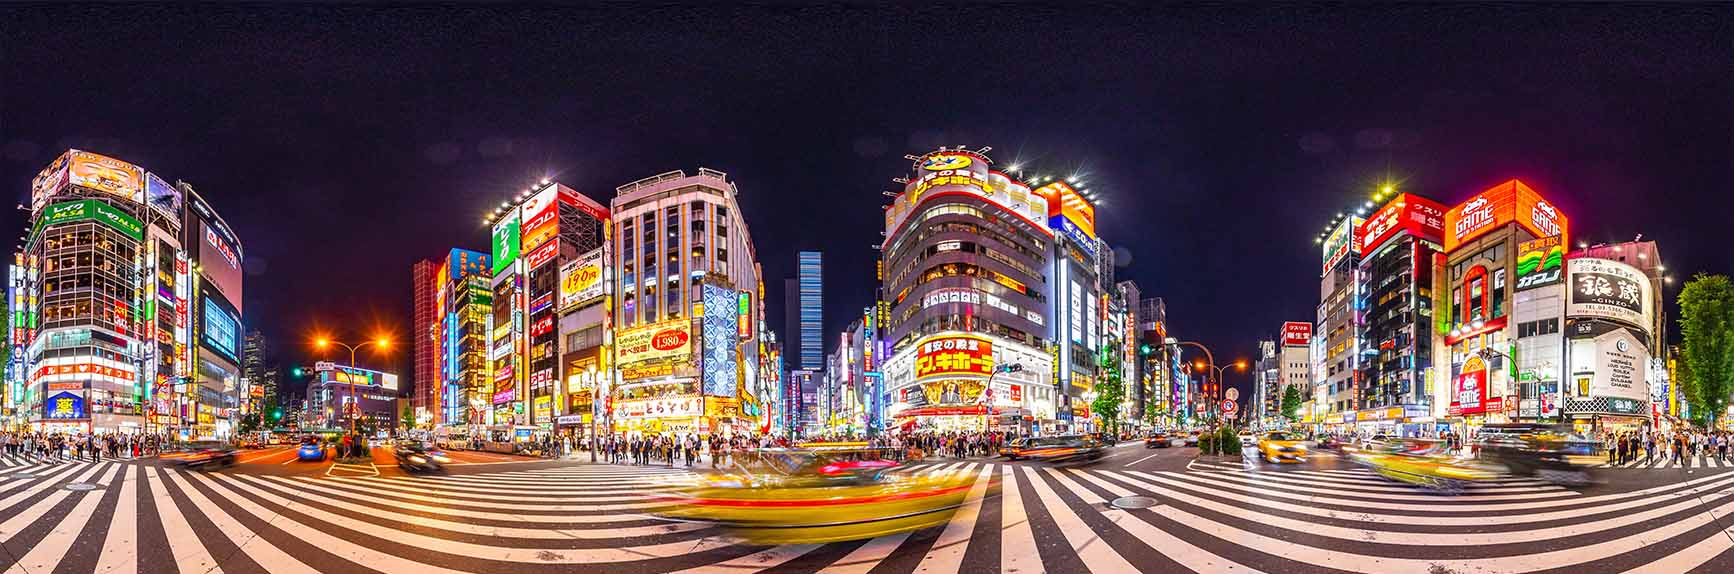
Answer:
[
  {"left": 315, "top": 337, "right": 389, "bottom": 440},
  {"left": 984, "top": 362, "right": 1024, "bottom": 436}
]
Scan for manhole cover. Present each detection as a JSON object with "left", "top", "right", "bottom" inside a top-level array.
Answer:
[
  {"left": 1110, "top": 496, "right": 1159, "bottom": 509},
  {"left": 63, "top": 483, "right": 98, "bottom": 491}
]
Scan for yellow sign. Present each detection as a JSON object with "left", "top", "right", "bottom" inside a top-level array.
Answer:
[
  {"left": 706, "top": 397, "right": 741, "bottom": 418},
  {"left": 621, "top": 363, "right": 675, "bottom": 380},
  {"left": 616, "top": 320, "right": 692, "bottom": 366},
  {"left": 921, "top": 154, "right": 973, "bottom": 171}
]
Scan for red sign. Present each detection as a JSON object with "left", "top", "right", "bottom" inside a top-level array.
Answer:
[
  {"left": 1444, "top": 180, "right": 1569, "bottom": 252},
  {"left": 529, "top": 316, "right": 553, "bottom": 338},
  {"left": 651, "top": 329, "right": 688, "bottom": 351},
  {"left": 1281, "top": 322, "right": 1313, "bottom": 347},
  {"left": 1221, "top": 399, "right": 1238, "bottom": 414},
  {"left": 524, "top": 240, "right": 558, "bottom": 270},
  {"left": 1357, "top": 193, "right": 1447, "bottom": 254},
  {"left": 1009, "top": 384, "right": 1023, "bottom": 403},
  {"left": 1453, "top": 356, "right": 1489, "bottom": 415},
  {"left": 914, "top": 335, "right": 995, "bottom": 379},
  {"left": 46, "top": 382, "right": 86, "bottom": 391},
  {"left": 32, "top": 363, "right": 134, "bottom": 382}
]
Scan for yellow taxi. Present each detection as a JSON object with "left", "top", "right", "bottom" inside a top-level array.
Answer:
[{"left": 1256, "top": 431, "right": 1308, "bottom": 463}]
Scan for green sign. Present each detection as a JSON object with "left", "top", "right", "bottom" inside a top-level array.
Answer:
[
  {"left": 31, "top": 199, "right": 144, "bottom": 241},
  {"left": 491, "top": 209, "right": 521, "bottom": 275}
]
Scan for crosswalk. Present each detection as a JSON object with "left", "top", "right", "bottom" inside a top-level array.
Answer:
[
  {"left": 1594, "top": 452, "right": 1734, "bottom": 470},
  {"left": 5, "top": 458, "right": 1734, "bottom": 573}
]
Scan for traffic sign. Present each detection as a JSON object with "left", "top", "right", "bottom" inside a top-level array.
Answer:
[
  {"left": 1224, "top": 388, "right": 1239, "bottom": 401},
  {"left": 1221, "top": 400, "right": 1238, "bottom": 414}
]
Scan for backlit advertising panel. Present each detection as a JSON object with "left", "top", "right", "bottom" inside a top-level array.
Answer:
[
  {"left": 1281, "top": 322, "right": 1313, "bottom": 347},
  {"left": 445, "top": 248, "right": 489, "bottom": 283},
  {"left": 883, "top": 151, "right": 1052, "bottom": 244},
  {"left": 914, "top": 334, "right": 995, "bottom": 380},
  {"left": 559, "top": 248, "right": 605, "bottom": 310},
  {"left": 1034, "top": 181, "right": 1098, "bottom": 241},
  {"left": 491, "top": 207, "right": 521, "bottom": 275},
  {"left": 200, "top": 289, "right": 242, "bottom": 364},
  {"left": 520, "top": 184, "right": 560, "bottom": 252},
  {"left": 1515, "top": 235, "right": 1564, "bottom": 291},
  {"left": 45, "top": 391, "right": 87, "bottom": 420},
  {"left": 1453, "top": 356, "right": 1490, "bottom": 415},
  {"left": 524, "top": 239, "right": 558, "bottom": 271},
  {"left": 1443, "top": 179, "right": 1569, "bottom": 252},
  {"left": 557, "top": 185, "right": 610, "bottom": 221},
  {"left": 30, "top": 200, "right": 144, "bottom": 241},
  {"left": 1356, "top": 194, "right": 1446, "bottom": 254},
  {"left": 702, "top": 284, "right": 738, "bottom": 397},
  {"left": 145, "top": 172, "right": 183, "bottom": 224},
  {"left": 616, "top": 319, "right": 692, "bottom": 366},
  {"left": 38, "top": 150, "right": 144, "bottom": 205},
  {"left": 199, "top": 220, "right": 244, "bottom": 306},
  {"left": 1567, "top": 258, "right": 1652, "bottom": 329},
  {"left": 1321, "top": 216, "right": 1362, "bottom": 276}
]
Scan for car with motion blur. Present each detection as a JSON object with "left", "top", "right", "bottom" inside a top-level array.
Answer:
[
  {"left": 394, "top": 439, "right": 452, "bottom": 472},
  {"left": 1256, "top": 432, "right": 1308, "bottom": 463},
  {"left": 1000, "top": 438, "right": 1035, "bottom": 460},
  {"left": 1184, "top": 430, "right": 1201, "bottom": 447},
  {"left": 1474, "top": 423, "right": 1603, "bottom": 486},
  {"left": 1020, "top": 436, "right": 1107, "bottom": 464},
  {"left": 296, "top": 437, "right": 328, "bottom": 462},
  {"left": 1145, "top": 432, "right": 1171, "bottom": 448},
  {"left": 160, "top": 440, "right": 239, "bottom": 469}
]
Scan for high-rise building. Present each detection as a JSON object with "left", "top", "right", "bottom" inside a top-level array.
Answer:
[
  {"left": 607, "top": 168, "right": 765, "bottom": 435},
  {"left": 411, "top": 259, "right": 439, "bottom": 425},
  {"left": 1136, "top": 297, "right": 1175, "bottom": 428},
  {"left": 415, "top": 249, "right": 492, "bottom": 431},
  {"left": 797, "top": 251, "right": 823, "bottom": 371},
  {"left": 1354, "top": 193, "right": 1448, "bottom": 431},
  {"left": 879, "top": 148, "right": 1076, "bottom": 436},
  {"left": 306, "top": 363, "right": 400, "bottom": 432},
  {"left": 483, "top": 181, "right": 609, "bottom": 433},
  {"left": 1558, "top": 240, "right": 1661, "bottom": 429},
  {"left": 242, "top": 330, "right": 274, "bottom": 416},
  {"left": 1315, "top": 215, "right": 1363, "bottom": 433},
  {"left": 7, "top": 149, "right": 244, "bottom": 438},
  {"left": 1435, "top": 179, "right": 1571, "bottom": 431}
]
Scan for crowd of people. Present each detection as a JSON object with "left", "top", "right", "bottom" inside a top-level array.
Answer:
[
  {"left": 0, "top": 431, "right": 169, "bottom": 462},
  {"left": 1605, "top": 429, "right": 1732, "bottom": 465}
]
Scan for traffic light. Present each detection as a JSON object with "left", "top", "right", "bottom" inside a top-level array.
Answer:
[
  {"left": 1139, "top": 344, "right": 1152, "bottom": 356},
  {"left": 291, "top": 367, "right": 303, "bottom": 377}
]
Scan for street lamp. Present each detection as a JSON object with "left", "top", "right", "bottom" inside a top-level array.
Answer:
[
  {"left": 315, "top": 336, "right": 390, "bottom": 441},
  {"left": 1193, "top": 359, "right": 1248, "bottom": 425}
]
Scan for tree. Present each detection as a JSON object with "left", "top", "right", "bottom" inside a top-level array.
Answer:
[
  {"left": 400, "top": 403, "right": 415, "bottom": 431},
  {"left": 1145, "top": 398, "right": 1162, "bottom": 426},
  {"left": 236, "top": 412, "right": 262, "bottom": 435},
  {"left": 1093, "top": 348, "right": 1126, "bottom": 435},
  {"left": 1679, "top": 274, "right": 1734, "bottom": 429},
  {"left": 1280, "top": 385, "right": 1303, "bottom": 422}
]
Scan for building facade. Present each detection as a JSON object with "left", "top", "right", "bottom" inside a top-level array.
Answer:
[
  {"left": 1315, "top": 215, "right": 1362, "bottom": 433},
  {"left": 1352, "top": 193, "right": 1448, "bottom": 435},
  {"left": 8, "top": 149, "right": 245, "bottom": 439}
]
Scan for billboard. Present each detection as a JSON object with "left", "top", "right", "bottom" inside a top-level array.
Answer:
[
  {"left": 145, "top": 173, "right": 183, "bottom": 224},
  {"left": 702, "top": 284, "right": 739, "bottom": 397},
  {"left": 1453, "top": 356, "right": 1490, "bottom": 415},
  {"left": 44, "top": 391, "right": 87, "bottom": 420},
  {"left": 1443, "top": 179, "right": 1569, "bottom": 252},
  {"left": 445, "top": 249, "right": 490, "bottom": 283},
  {"left": 200, "top": 292, "right": 242, "bottom": 364},
  {"left": 1281, "top": 322, "right": 1313, "bottom": 347},
  {"left": 33, "top": 150, "right": 147, "bottom": 206},
  {"left": 884, "top": 152, "right": 1052, "bottom": 244},
  {"left": 1583, "top": 326, "right": 1649, "bottom": 402},
  {"left": 1356, "top": 194, "right": 1446, "bottom": 254},
  {"left": 617, "top": 319, "right": 692, "bottom": 366},
  {"left": 491, "top": 207, "right": 521, "bottom": 275},
  {"left": 914, "top": 334, "right": 995, "bottom": 380},
  {"left": 1321, "top": 216, "right": 1362, "bottom": 275},
  {"left": 199, "top": 220, "right": 244, "bottom": 307},
  {"left": 1567, "top": 258, "right": 1651, "bottom": 329},
  {"left": 520, "top": 184, "right": 560, "bottom": 252},
  {"left": 524, "top": 239, "right": 558, "bottom": 271},
  {"left": 557, "top": 185, "right": 609, "bottom": 221},
  {"left": 559, "top": 249, "right": 605, "bottom": 310},
  {"left": 31, "top": 200, "right": 144, "bottom": 241},
  {"left": 1515, "top": 236, "right": 1564, "bottom": 291}
]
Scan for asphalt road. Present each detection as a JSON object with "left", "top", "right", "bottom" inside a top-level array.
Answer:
[{"left": 3, "top": 441, "right": 1733, "bottom": 573}]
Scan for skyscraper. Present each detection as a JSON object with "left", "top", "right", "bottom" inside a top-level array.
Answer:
[
  {"left": 411, "top": 259, "right": 439, "bottom": 425},
  {"left": 797, "top": 251, "right": 823, "bottom": 371}
]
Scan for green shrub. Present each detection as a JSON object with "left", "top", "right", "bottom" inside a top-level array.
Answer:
[
  {"left": 1199, "top": 433, "right": 1217, "bottom": 455},
  {"left": 1219, "top": 427, "right": 1243, "bottom": 456}
]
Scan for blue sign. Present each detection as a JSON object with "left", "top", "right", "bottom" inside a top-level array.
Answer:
[
  {"left": 45, "top": 391, "right": 86, "bottom": 420},
  {"left": 1052, "top": 216, "right": 1099, "bottom": 257}
]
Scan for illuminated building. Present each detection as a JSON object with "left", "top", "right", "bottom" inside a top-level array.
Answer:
[
  {"left": 11, "top": 149, "right": 242, "bottom": 438},
  {"left": 1135, "top": 297, "right": 1173, "bottom": 428},
  {"left": 485, "top": 181, "right": 609, "bottom": 438},
  {"left": 1315, "top": 215, "right": 1363, "bottom": 433},
  {"left": 308, "top": 364, "right": 400, "bottom": 431},
  {"left": 412, "top": 249, "right": 492, "bottom": 430},
  {"left": 241, "top": 330, "right": 275, "bottom": 418},
  {"left": 1435, "top": 179, "right": 1570, "bottom": 433},
  {"left": 1353, "top": 193, "right": 1448, "bottom": 434},
  {"left": 880, "top": 148, "right": 1062, "bottom": 436},
  {"left": 1559, "top": 241, "right": 1663, "bottom": 430},
  {"left": 607, "top": 169, "right": 764, "bottom": 436},
  {"left": 796, "top": 251, "right": 824, "bottom": 371}
]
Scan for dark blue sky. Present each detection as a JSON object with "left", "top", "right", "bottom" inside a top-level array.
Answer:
[{"left": 3, "top": 5, "right": 1729, "bottom": 396}]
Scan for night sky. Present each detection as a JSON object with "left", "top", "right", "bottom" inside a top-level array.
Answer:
[{"left": 3, "top": 5, "right": 1729, "bottom": 399}]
